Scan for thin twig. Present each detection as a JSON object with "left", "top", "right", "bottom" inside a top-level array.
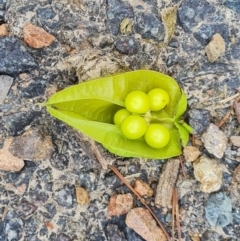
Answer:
[
  {"left": 218, "top": 95, "right": 240, "bottom": 128},
  {"left": 219, "top": 93, "right": 240, "bottom": 104},
  {"left": 174, "top": 189, "right": 182, "bottom": 241},
  {"left": 179, "top": 156, "right": 187, "bottom": 178},
  {"left": 172, "top": 190, "right": 176, "bottom": 241},
  {"left": 218, "top": 106, "right": 233, "bottom": 128},
  {"left": 109, "top": 165, "right": 171, "bottom": 241}
]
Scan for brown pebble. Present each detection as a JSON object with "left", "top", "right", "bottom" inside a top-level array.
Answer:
[
  {"left": 230, "top": 136, "right": 240, "bottom": 147},
  {"left": 126, "top": 207, "right": 166, "bottom": 241},
  {"left": 76, "top": 186, "right": 90, "bottom": 205},
  {"left": 183, "top": 146, "right": 201, "bottom": 162},
  {"left": 45, "top": 221, "right": 54, "bottom": 230},
  {"left": 0, "top": 138, "right": 24, "bottom": 172},
  {"left": 133, "top": 179, "right": 153, "bottom": 197},
  {"left": 0, "top": 24, "right": 8, "bottom": 37},
  {"left": 205, "top": 33, "right": 225, "bottom": 62},
  {"left": 23, "top": 22, "right": 56, "bottom": 48},
  {"left": 194, "top": 138, "right": 203, "bottom": 146},
  {"left": 108, "top": 193, "right": 133, "bottom": 216}
]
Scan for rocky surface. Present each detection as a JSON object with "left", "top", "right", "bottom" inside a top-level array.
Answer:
[
  {"left": 0, "top": 0, "right": 240, "bottom": 240},
  {"left": 188, "top": 109, "right": 211, "bottom": 134}
]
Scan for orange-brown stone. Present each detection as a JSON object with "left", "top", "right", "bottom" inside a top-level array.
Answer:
[{"left": 23, "top": 22, "right": 56, "bottom": 48}]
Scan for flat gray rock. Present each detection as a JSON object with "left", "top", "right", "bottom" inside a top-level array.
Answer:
[
  {"left": 0, "top": 75, "right": 13, "bottom": 104},
  {"left": 0, "top": 37, "right": 38, "bottom": 76}
]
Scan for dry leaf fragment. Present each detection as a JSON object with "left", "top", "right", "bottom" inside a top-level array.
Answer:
[
  {"left": 155, "top": 158, "right": 180, "bottom": 208},
  {"left": 161, "top": 3, "right": 181, "bottom": 44},
  {"left": 120, "top": 18, "right": 133, "bottom": 34},
  {"left": 58, "top": 50, "right": 129, "bottom": 82}
]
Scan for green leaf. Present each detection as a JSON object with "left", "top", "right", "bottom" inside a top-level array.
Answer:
[
  {"left": 47, "top": 70, "right": 181, "bottom": 119},
  {"left": 174, "top": 90, "right": 188, "bottom": 120},
  {"left": 182, "top": 122, "right": 194, "bottom": 133},
  {"left": 175, "top": 121, "right": 191, "bottom": 147},
  {"left": 47, "top": 106, "right": 182, "bottom": 159},
  {"left": 46, "top": 70, "right": 191, "bottom": 159}
]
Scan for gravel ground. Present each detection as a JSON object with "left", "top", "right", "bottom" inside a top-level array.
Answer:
[{"left": 0, "top": 0, "right": 240, "bottom": 240}]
